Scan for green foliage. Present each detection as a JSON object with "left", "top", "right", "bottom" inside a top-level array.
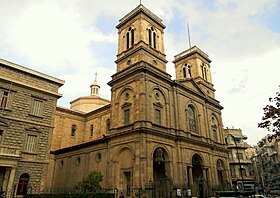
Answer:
[
  {"left": 258, "top": 86, "right": 280, "bottom": 136},
  {"left": 74, "top": 171, "right": 103, "bottom": 193}
]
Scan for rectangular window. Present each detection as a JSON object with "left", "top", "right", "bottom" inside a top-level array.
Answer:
[
  {"left": 236, "top": 153, "right": 243, "bottom": 160},
  {"left": 155, "top": 109, "right": 161, "bottom": 124},
  {"left": 240, "top": 169, "right": 246, "bottom": 177},
  {"left": 31, "top": 99, "right": 43, "bottom": 116},
  {"left": 0, "top": 130, "right": 3, "bottom": 143},
  {"left": 24, "top": 134, "right": 37, "bottom": 152},
  {"left": 0, "top": 91, "right": 10, "bottom": 109},
  {"left": 124, "top": 109, "right": 130, "bottom": 125},
  {"left": 230, "top": 166, "right": 235, "bottom": 177}
]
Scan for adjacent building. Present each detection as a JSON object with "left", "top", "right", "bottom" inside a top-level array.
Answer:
[
  {"left": 249, "top": 135, "right": 280, "bottom": 195},
  {"left": 0, "top": 59, "right": 64, "bottom": 197},
  {"left": 224, "top": 128, "right": 255, "bottom": 191},
  {"left": 47, "top": 4, "right": 231, "bottom": 198}
]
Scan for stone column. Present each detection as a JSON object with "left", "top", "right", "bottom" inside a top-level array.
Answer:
[
  {"left": 6, "top": 168, "right": 16, "bottom": 198},
  {"left": 206, "top": 168, "right": 212, "bottom": 184},
  {"left": 185, "top": 166, "right": 189, "bottom": 184},
  {"left": 188, "top": 166, "right": 193, "bottom": 185},
  {"left": 202, "top": 168, "right": 207, "bottom": 181}
]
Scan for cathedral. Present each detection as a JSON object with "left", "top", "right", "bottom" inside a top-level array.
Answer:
[{"left": 46, "top": 4, "right": 231, "bottom": 198}]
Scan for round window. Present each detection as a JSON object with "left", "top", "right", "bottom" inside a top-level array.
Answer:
[{"left": 95, "top": 152, "right": 102, "bottom": 163}]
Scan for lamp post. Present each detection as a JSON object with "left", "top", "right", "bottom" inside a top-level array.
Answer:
[{"left": 228, "top": 134, "right": 246, "bottom": 191}]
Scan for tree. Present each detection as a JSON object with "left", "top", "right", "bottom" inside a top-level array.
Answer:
[
  {"left": 74, "top": 171, "right": 103, "bottom": 193},
  {"left": 258, "top": 87, "right": 280, "bottom": 137}
]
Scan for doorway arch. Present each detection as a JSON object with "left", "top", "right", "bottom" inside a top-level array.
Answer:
[
  {"left": 153, "top": 147, "right": 172, "bottom": 198},
  {"left": 192, "top": 154, "right": 204, "bottom": 198}
]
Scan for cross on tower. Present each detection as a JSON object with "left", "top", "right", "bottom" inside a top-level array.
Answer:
[{"left": 94, "top": 71, "right": 97, "bottom": 81}]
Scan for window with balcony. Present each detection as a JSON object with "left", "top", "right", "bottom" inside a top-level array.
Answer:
[
  {"left": 236, "top": 153, "right": 243, "bottom": 160},
  {"left": 230, "top": 166, "right": 236, "bottom": 177},
  {"left": 240, "top": 168, "right": 246, "bottom": 177}
]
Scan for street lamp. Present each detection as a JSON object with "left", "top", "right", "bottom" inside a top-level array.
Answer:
[{"left": 228, "top": 134, "right": 247, "bottom": 191}]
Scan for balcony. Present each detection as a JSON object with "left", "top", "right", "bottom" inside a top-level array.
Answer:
[
  {"left": 227, "top": 143, "right": 248, "bottom": 149},
  {"left": 228, "top": 156, "right": 252, "bottom": 164},
  {"left": 0, "top": 145, "right": 21, "bottom": 158}
]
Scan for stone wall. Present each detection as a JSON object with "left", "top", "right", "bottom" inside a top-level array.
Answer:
[{"left": 0, "top": 61, "right": 63, "bottom": 195}]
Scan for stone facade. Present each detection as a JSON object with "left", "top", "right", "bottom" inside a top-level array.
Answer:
[
  {"left": 0, "top": 59, "right": 64, "bottom": 197},
  {"left": 47, "top": 5, "right": 231, "bottom": 198}
]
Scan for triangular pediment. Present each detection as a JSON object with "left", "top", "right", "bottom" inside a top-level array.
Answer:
[
  {"left": 0, "top": 120, "right": 9, "bottom": 127},
  {"left": 121, "top": 102, "right": 132, "bottom": 108},
  {"left": 153, "top": 102, "right": 164, "bottom": 108},
  {"left": 25, "top": 126, "right": 41, "bottom": 133},
  {"left": 175, "top": 78, "right": 206, "bottom": 96}
]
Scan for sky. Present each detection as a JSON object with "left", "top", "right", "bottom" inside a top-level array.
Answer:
[{"left": 0, "top": 0, "right": 279, "bottom": 145}]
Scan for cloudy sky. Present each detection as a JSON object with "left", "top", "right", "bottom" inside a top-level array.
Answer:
[{"left": 0, "top": 0, "right": 279, "bottom": 145}]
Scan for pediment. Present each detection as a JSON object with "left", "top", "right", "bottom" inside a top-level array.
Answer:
[
  {"left": 153, "top": 102, "right": 164, "bottom": 108},
  {"left": 0, "top": 120, "right": 9, "bottom": 127},
  {"left": 25, "top": 126, "right": 41, "bottom": 133},
  {"left": 121, "top": 102, "right": 132, "bottom": 108},
  {"left": 176, "top": 79, "right": 206, "bottom": 96}
]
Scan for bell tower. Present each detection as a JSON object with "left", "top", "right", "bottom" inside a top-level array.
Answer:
[
  {"left": 90, "top": 72, "right": 100, "bottom": 96},
  {"left": 115, "top": 4, "right": 167, "bottom": 72},
  {"left": 173, "top": 46, "right": 215, "bottom": 98}
]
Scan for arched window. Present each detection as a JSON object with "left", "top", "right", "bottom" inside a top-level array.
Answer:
[
  {"left": 183, "top": 64, "right": 191, "bottom": 78},
  {"left": 187, "top": 65, "right": 192, "bottom": 77},
  {"left": 187, "top": 106, "right": 197, "bottom": 132},
  {"left": 126, "top": 27, "right": 135, "bottom": 49},
  {"left": 71, "top": 124, "right": 76, "bottom": 137},
  {"left": 201, "top": 63, "right": 208, "bottom": 81},
  {"left": 90, "top": 124, "right": 94, "bottom": 137},
  {"left": 153, "top": 32, "right": 156, "bottom": 49},
  {"left": 204, "top": 67, "right": 207, "bottom": 81},
  {"left": 131, "top": 29, "right": 134, "bottom": 46},
  {"left": 126, "top": 32, "right": 130, "bottom": 49},
  {"left": 148, "top": 27, "right": 157, "bottom": 49},
  {"left": 17, "top": 173, "right": 30, "bottom": 195},
  {"left": 211, "top": 116, "right": 218, "bottom": 142},
  {"left": 183, "top": 67, "right": 187, "bottom": 78},
  {"left": 148, "top": 29, "right": 152, "bottom": 46}
]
